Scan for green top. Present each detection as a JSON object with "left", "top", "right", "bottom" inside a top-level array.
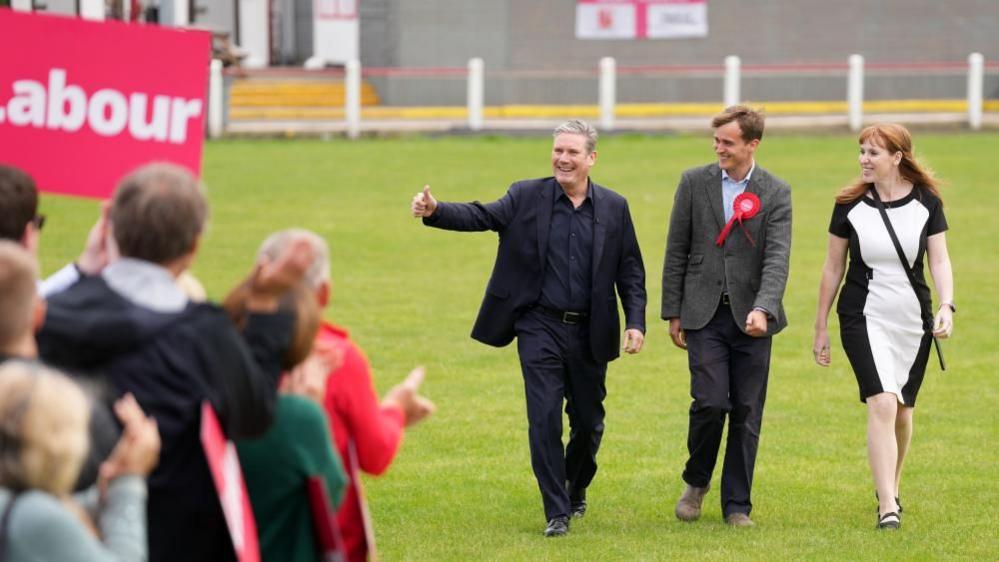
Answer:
[{"left": 238, "top": 395, "right": 348, "bottom": 562}]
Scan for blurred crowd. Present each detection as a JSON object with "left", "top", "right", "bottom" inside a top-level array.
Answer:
[{"left": 0, "top": 162, "right": 433, "bottom": 562}]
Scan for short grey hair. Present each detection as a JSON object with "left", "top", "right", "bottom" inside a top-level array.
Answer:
[
  {"left": 258, "top": 228, "right": 330, "bottom": 289},
  {"left": 553, "top": 119, "right": 598, "bottom": 154}
]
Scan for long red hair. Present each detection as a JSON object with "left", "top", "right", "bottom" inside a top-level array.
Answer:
[{"left": 836, "top": 123, "right": 941, "bottom": 204}]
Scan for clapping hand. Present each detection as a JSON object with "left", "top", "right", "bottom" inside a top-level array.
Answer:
[
  {"left": 98, "top": 394, "right": 161, "bottom": 497},
  {"left": 384, "top": 367, "right": 436, "bottom": 427},
  {"left": 280, "top": 340, "right": 343, "bottom": 404}
]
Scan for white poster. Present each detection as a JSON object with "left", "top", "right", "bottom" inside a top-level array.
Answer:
[
  {"left": 575, "top": 3, "right": 637, "bottom": 40},
  {"left": 646, "top": 1, "right": 707, "bottom": 38},
  {"left": 576, "top": 0, "right": 708, "bottom": 40},
  {"left": 311, "top": 0, "right": 358, "bottom": 65}
]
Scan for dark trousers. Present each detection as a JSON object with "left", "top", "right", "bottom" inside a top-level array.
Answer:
[
  {"left": 515, "top": 308, "right": 607, "bottom": 520},
  {"left": 682, "top": 303, "right": 771, "bottom": 517}
]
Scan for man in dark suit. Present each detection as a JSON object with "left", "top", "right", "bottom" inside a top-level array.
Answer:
[
  {"left": 411, "top": 119, "right": 646, "bottom": 537},
  {"left": 661, "top": 106, "right": 792, "bottom": 527}
]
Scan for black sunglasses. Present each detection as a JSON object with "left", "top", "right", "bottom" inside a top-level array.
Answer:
[{"left": 32, "top": 214, "right": 46, "bottom": 231}]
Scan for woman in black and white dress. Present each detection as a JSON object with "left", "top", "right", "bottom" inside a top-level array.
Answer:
[{"left": 813, "top": 123, "right": 954, "bottom": 530}]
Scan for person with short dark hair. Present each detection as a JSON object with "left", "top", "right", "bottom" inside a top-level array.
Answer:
[
  {"left": 0, "top": 165, "right": 43, "bottom": 255},
  {"left": 662, "top": 105, "right": 792, "bottom": 527},
  {"left": 411, "top": 119, "right": 647, "bottom": 537},
  {"left": 36, "top": 162, "right": 313, "bottom": 562}
]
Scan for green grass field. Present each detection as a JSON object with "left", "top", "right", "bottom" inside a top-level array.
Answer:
[{"left": 37, "top": 132, "right": 998, "bottom": 560}]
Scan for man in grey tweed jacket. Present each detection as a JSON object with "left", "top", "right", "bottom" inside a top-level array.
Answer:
[{"left": 661, "top": 106, "right": 791, "bottom": 527}]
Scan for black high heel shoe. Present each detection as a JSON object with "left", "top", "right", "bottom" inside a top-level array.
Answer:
[{"left": 877, "top": 511, "right": 901, "bottom": 530}]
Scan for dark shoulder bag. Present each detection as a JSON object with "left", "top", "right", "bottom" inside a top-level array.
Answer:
[{"left": 870, "top": 187, "right": 945, "bottom": 371}]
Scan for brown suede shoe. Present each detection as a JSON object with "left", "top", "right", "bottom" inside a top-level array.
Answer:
[
  {"left": 725, "top": 512, "right": 755, "bottom": 527},
  {"left": 674, "top": 484, "right": 710, "bottom": 521}
]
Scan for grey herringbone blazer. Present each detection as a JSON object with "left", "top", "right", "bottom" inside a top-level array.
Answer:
[{"left": 661, "top": 163, "right": 792, "bottom": 336}]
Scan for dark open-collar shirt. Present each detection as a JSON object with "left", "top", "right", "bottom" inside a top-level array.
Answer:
[{"left": 539, "top": 183, "right": 594, "bottom": 312}]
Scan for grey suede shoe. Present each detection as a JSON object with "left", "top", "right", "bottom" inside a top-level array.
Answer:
[
  {"left": 725, "top": 512, "right": 755, "bottom": 527},
  {"left": 674, "top": 483, "right": 710, "bottom": 521}
]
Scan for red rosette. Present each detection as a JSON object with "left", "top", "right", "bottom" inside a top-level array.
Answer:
[{"left": 715, "top": 192, "right": 761, "bottom": 247}]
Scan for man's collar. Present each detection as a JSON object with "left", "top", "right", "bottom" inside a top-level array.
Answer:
[
  {"left": 555, "top": 180, "right": 593, "bottom": 202},
  {"left": 103, "top": 258, "right": 189, "bottom": 313},
  {"left": 721, "top": 161, "right": 756, "bottom": 183}
]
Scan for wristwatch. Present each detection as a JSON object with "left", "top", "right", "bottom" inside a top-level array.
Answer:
[{"left": 939, "top": 301, "right": 956, "bottom": 313}]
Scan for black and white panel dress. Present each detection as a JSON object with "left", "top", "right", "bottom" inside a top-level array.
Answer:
[{"left": 829, "top": 187, "right": 947, "bottom": 406}]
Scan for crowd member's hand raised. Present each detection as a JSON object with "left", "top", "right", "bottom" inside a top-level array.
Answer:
[
  {"left": 247, "top": 235, "right": 315, "bottom": 312},
  {"left": 281, "top": 340, "right": 343, "bottom": 404},
  {"left": 98, "top": 393, "right": 161, "bottom": 496},
  {"left": 383, "top": 367, "right": 435, "bottom": 427}
]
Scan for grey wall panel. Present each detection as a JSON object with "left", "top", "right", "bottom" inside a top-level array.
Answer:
[{"left": 361, "top": 0, "right": 999, "bottom": 106}]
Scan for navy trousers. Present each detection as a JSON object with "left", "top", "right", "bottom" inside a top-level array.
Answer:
[
  {"left": 515, "top": 308, "right": 607, "bottom": 520},
  {"left": 682, "top": 302, "right": 771, "bottom": 517}
]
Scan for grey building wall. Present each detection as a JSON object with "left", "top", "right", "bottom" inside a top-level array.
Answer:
[{"left": 359, "top": 0, "right": 999, "bottom": 106}]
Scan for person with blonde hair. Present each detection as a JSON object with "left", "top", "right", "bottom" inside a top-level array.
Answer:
[
  {"left": 813, "top": 123, "right": 954, "bottom": 530},
  {"left": 0, "top": 362, "right": 160, "bottom": 561}
]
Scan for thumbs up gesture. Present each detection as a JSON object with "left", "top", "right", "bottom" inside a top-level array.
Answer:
[{"left": 411, "top": 185, "right": 438, "bottom": 218}]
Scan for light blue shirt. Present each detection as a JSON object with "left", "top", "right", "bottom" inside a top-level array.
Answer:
[{"left": 721, "top": 162, "right": 755, "bottom": 222}]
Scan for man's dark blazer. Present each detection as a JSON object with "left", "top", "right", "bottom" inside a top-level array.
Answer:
[{"left": 424, "top": 176, "right": 646, "bottom": 363}]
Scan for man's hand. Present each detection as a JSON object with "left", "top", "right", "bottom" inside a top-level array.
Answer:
[
  {"left": 77, "top": 201, "right": 113, "bottom": 275},
  {"left": 745, "top": 310, "right": 768, "bottom": 337},
  {"left": 411, "top": 185, "right": 438, "bottom": 218},
  {"left": 668, "top": 317, "right": 686, "bottom": 350},
  {"left": 622, "top": 329, "right": 644, "bottom": 354}
]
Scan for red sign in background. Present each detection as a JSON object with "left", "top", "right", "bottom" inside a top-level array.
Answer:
[{"left": 0, "top": 9, "right": 210, "bottom": 199}]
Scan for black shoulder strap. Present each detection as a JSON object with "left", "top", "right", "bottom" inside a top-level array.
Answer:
[{"left": 869, "top": 187, "right": 945, "bottom": 371}]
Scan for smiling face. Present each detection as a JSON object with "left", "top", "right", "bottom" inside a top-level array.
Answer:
[
  {"left": 551, "top": 133, "right": 596, "bottom": 190},
  {"left": 713, "top": 121, "right": 759, "bottom": 178},
  {"left": 859, "top": 137, "right": 901, "bottom": 184}
]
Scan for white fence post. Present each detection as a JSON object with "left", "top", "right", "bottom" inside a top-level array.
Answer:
[
  {"left": 599, "top": 57, "right": 616, "bottom": 132},
  {"left": 208, "top": 59, "right": 224, "bottom": 139},
  {"left": 724, "top": 55, "right": 740, "bottom": 107},
  {"left": 848, "top": 54, "right": 864, "bottom": 131},
  {"left": 467, "top": 57, "right": 484, "bottom": 131},
  {"left": 968, "top": 52, "right": 984, "bottom": 131},
  {"left": 345, "top": 59, "right": 361, "bottom": 140}
]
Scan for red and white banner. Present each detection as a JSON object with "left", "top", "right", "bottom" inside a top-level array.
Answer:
[
  {"left": 576, "top": 0, "right": 708, "bottom": 40},
  {"left": 201, "top": 402, "right": 261, "bottom": 562},
  {"left": 0, "top": 10, "right": 210, "bottom": 199}
]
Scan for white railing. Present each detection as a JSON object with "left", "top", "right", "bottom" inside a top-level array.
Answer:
[{"left": 213, "top": 54, "right": 994, "bottom": 137}]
